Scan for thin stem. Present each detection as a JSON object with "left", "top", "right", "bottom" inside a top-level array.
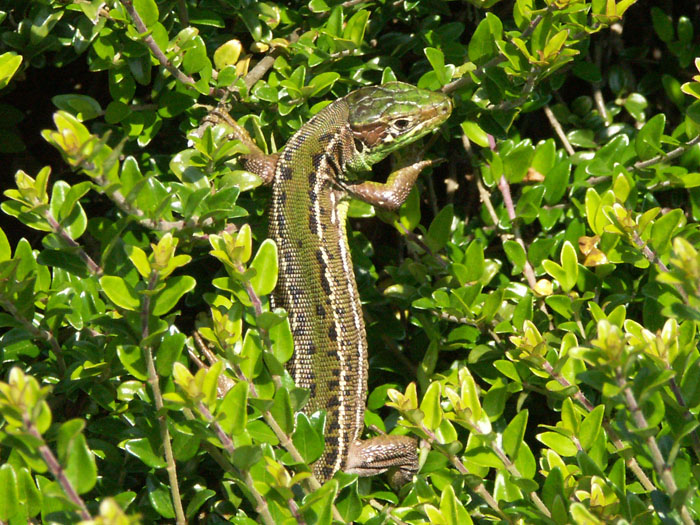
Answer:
[
  {"left": 0, "top": 297, "right": 66, "bottom": 376},
  {"left": 631, "top": 231, "right": 689, "bottom": 303},
  {"left": 142, "top": 271, "right": 186, "bottom": 525},
  {"left": 244, "top": 32, "right": 300, "bottom": 90},
  {"left": 617, "top": 370, "right": 695, "bottom": 525},
  {"left": 443, "top": 2, "right": 559, "bottom": 96},
  {"left": 667, "top": 377, "right": 700, "bottom": 462},
  {"left": 497, "top": 175, "right": 538, "bottom": 290},
  {"left": 540, "top": 360, "right": 655, "bottom": 492},
  {"left": 45, "top": 214, "right": 102, "bottom": 275},
  {"left": 419, "top": 423, "right": 512, "bottom": 523},
  {"left": 25, "top": 419, "right": 92, "bottom": 520},
  {"left": 93, "top": 174, "right": 227, "bottom": 232},
  {"left": 634, "top": 134, "right": 700, "bottom": 170},
  {"left": 120, "top": 0, "right": 224, "bottom": 97},
  {"left": 543, "top": 105, "right": 574, "bottom": 155},
  {"left": 182, "top": 405, "right": 277, "bottom": 525}
]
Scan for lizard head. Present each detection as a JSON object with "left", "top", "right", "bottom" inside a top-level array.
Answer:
[{"left": 344, "top": 82, "right": 452, "bottom": 171}]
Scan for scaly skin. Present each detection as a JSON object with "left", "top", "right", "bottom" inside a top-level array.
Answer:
[{"left": 218, "top": 82, "right": 451, "bottom": 484}]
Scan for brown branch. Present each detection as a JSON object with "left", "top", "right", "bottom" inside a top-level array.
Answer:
[
  {"left": 497, "top": 175, "right": 538, "bottom": 290},
  {"left": 0, "top": 297, "right": 66, "bottom": 376},
  {"left": 617, "top": 371, "right": 694, "bottom": 525},
  {"left": 634, "top": 134, "right": 700, "bottom": 170},
  {"left": 244, "top": 32, "right": 300, "bottom": 90},
  {"left": 142, "top": 271, "right": 186, "bottom": 525},
  {"left": 543, "top": 105, "right": 574, "bottom": 155},
  {"left": 121, "top": 0, "right": 197, "bottom": 87},
  {"left": 25, "top": 420, "right": 92, "bottom": 520}
]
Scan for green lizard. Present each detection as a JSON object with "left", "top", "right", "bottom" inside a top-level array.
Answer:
[{"left": 216, "top": 82, "right": 451, "bottom": 485}]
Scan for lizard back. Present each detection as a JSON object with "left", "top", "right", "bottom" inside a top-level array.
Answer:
[{"left": 269, "top": 98, "right": 368, "bottom": 481}]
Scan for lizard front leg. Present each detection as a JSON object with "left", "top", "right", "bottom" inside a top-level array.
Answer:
[
  {"left": 204, "top": 108, "right": 279, "bottom": 185},
  {"left": 344, "top": 159, "right": 441, "bottom": 210}
]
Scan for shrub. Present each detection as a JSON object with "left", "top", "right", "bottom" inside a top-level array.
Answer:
[{"left": 1, "top": 0, "right": 699, "bottom": 523}]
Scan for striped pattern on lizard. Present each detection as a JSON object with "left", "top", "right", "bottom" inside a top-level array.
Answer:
[{"left": 215, "top": 82, "right": 451, "bottom": 485}]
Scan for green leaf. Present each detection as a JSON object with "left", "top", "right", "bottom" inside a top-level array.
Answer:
[
  {"left": 100, "top": 275, "right": 140, "bottom": 310},
  {"left": 0, "top": 52, "right": 22, "bottom": 90},
  {"left": 0, "top": 464, "right": 19, "bottom": 520},
  {"left": 270, "top": 386, "right": 293, "bottom": 435},
  {"left": 307, "top": 72, "right": 340, "bottom": 97},
  {"left": 52, "top": 94, "right": 102, "bottom": 121},
  {"left": 468, "top": 14, "right": 501, "bottom": 62},
  {"left": 292, "top": 412, "right": 324, "bottom": 464},
  {"left": 502, "top": 409, "right": 528, "bottom": 459},
  {"left": 117, "top": 345, "right": 148, "bottom": 381},
  {"left": 462, "top": 240, "right": 485, "bottom": 282},
  {"left": 124, "top": 438, "right": 167, "bottom": 468},
  {"left": 579, "top": 405, "right": 604, "bottom": 450},
  {"left": 301, "top": 479, "right": 338, "bottom": 525},
  {"left": 213, "top": 39, "right": 242, "bottom": 69},
  {"left": 343, "top": 10, "right": 369, "bottom": 46},
  {"left": 537, "top": 432, "right": 577, "bottom": 457},
  {"left": 397, "top": 186, "right": 421, "bottom": 231},
  {"left": 186, "top": 486, "right": 216, "bottom": 518},
  {"left": 650, "top": 208, "right": 683, "bottom": 255},
  {"left": 427, "top": 204, "right": 454, "bottom": 251},
  {"left": 133, "top": 0, "right": 159, "bottom": 28},
  {"left": 217, "top": 380, "right": 248, "bottom": 436},
  {"left": 440, "top": 484, "right": 472, "bottom": 525},
  {"left": 624, "top": 93, "right": 648, "bottom": 121},
  {"left": 503, "top": 142, "right": 535, "bottom": 183},
  {"left": 651, "top": 7, "right": 673, "bottom": 43},
  {"left": 147, "top": 474, "right": 175, "bottom": 518},
  {"left": 503, "top": 240, "right": 526, "bottom": 274},
  {"left": 0, "top": 227, "right": 10, "bottom": 260},
  {"left": 155, "top": 332, "right": 185, "bottom": 376},
  {"left": 249, "top": 239, "right": 278, "bottom": 297},
  {"left": 62, "top": 432, "right": 97, "bottom": 494},
  {"left": 152, "top": 275, "right": 196, "bottom": 315},
  {"left": 560, "top": 240, "right": 578, "bottom": 292},
  {"left": 425, "top": 47, "right": 448, "bottom": 85},
  {"left": 420, "top": 381, "right": 442, "bottom": 431},
  {"left": 461, "top": 121, "right": 490, "bottom": 148},
  {"left": 635, "top": 113, "right": 665, "bottom": 161},
  {"left": 543, "top": 29, "right": 568, "bottom": 60},
  {"left": 269, "top": 316, "right": 293, "bottom": 364},
  {"left": 50, "top": 180, "right": 88, "bottom": 239}
]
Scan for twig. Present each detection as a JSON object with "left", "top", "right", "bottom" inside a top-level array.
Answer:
[
  {"left": 630, "top": 231, "right": 689, "bottom": 303},
  {"left": 141, "top": 271, "right": 186, "bottom": 525},
  {"left": 25, "top": 419, "right": 92, "bottom": 520},
  {"left": 543, "top": 105, "right": 574, "bottom": 155},
  {"left": 93, "top": 174, "right": 229, "bottom": 232},
  {"left": 120, "top": 0, "right": 197, "bottom": 88},
  {"left": 0, "top": 297, "right": 67, "bottom": 376},
  {"left": 617, "top": 370, "right": 695, "bottom": 525},
  {"left": 540, "top": 360, "right": 655, "bottom": 492},
  {"left": 244, "top": 32, "right": 300, "bottom": 90},
  {"left": 44, "top": 214, "right": 102, "bottom": 275},
  {"left": 634, "top": 134, "right": 700, "bottom": 170},
  {"left": 496, "top": 175, "right": 538, "bottom": 290},
  {"left": 419, "top": 423, "right": 512, "bottom": 522},
  {"left": 442, "top": 2, "right": 559, "bottom": 96}
]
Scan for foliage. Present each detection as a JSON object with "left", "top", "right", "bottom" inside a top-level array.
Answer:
[{"left": 1, "top": 0, "right": 700, "bottom": 523}]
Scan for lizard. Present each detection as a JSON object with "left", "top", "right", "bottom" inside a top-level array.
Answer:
[{"left": 213, "top": 81, "right": 452, "bottom": 486}]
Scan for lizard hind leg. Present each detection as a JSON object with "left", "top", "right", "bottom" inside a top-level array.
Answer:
[{"left": 344, "top": 434, "right": 418, "bottom": 487}]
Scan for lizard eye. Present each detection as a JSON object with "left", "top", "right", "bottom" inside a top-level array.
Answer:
[
  {"left": 354, "top": 138, "right": 365, "bottom": 152},
  {"left": 394, "top": 119, "right": 410, "bottom": 130}
]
